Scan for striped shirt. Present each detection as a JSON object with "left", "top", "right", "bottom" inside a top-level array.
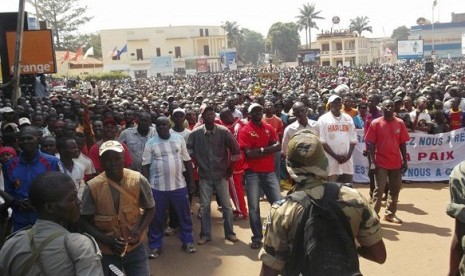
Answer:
[{"left": 142, "top": 133, "right": 191, "bottom": 191}]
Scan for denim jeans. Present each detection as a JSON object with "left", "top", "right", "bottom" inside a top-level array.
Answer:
[
  {"left": 199, "top": 178, "right": 235, "bottom": 239},
  {"left": 101, "top": 243, "right": 150, "bottom": 276},
  {"left": 244, "top": 171, "right": 282, "bottom": 243},
  {"left": 274, "top": 151, "right": 281, "bottom": 180}
]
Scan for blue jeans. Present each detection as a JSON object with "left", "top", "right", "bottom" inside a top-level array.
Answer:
[
  {"left": 244, "top": 171, "right": 282, "bottom": 243},
  {"left": 101, "top": 243, "right": 150, "bottom": 276},
  {"left": 148, "top": 187, "right": 194, "bottom": 250},
  {"left": 274, "top": 151, "right": 281, "bottom": 180},
  {"left": 199, "top": 178, "right": 235, "bottom": 239}
]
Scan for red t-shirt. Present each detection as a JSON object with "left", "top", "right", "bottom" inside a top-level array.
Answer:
[
  {"left": 364, "top": 117, "right": 410, "bottom": 169},
  {"left": 448, "top": 110, "right": 464, "bottom": 130},
  {"left": 238, "top": 121, "right": 278, "bottom": 173},
  {"left": 263, "top": 115, "right": 284, "bottom": 136},
  {"left": 88, "top": 142, "right": 133, "bottom": 172}
]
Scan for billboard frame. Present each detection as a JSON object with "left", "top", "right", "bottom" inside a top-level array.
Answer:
[{"left": 397, "top": 39, "right": 424, "bottom": 60}]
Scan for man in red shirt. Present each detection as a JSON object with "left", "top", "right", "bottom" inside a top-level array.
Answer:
[
  {"left": 238, "top": 103, "right": 282, "bottom": 249},
  {"left": 219, "top": 108, "right": 248, "bottom": 219},
  {"left": 365, "top": 99, "right": 410, "bottom": 224}
]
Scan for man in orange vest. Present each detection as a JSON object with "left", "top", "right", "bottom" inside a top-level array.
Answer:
[{"left": 80, "top": 140, "right": 155, "bottom": 276}]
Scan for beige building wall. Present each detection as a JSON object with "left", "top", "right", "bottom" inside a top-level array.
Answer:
[
  {"left": 316, "top": 31, "right": 373, "bottom": 66},
  {"left": 100, "top": 25, "right": 227, "bottom": 77}
]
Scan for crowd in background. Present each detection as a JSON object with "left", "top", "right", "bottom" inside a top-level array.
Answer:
[{"left": 0, "top": 58, "right": 464, "bottom": 263}]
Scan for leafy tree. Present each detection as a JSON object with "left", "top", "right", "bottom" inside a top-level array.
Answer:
[
  {"left": 389, "top": 25, "right": 410, "bottom": 52},
  {"left": 28, "top": 0, "right": 93, "bottom": 50},
  {"left": 267, "top": 22, "right": 300, "bottom": 62},
  {"left": 391, "top": 26, "right": 410, "bottom": 41},
  {"left": 236, "top": 29, "right": 265, "bottom": 65},
  {"left": 349, "top": 16, "right": 373, "bottom": 37},
  {"left": 296, "top": 3, "right": 324, "bottom": 48},
  {"left": 222, "top": 21, "right": 244, "bottom": 48}
]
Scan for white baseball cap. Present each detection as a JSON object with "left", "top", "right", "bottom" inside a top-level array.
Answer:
[
  {"left": 248, "top": 103, "right": 263, "bottom": 113},
  {"left": 327, "top": 94, "right": 342, "bottom": 104},
  {"left": 99, "top": 140, "right": 124, "bottom": 156},
  {"left": 18, "top": 117, "right": 31, "bottom": 126}
]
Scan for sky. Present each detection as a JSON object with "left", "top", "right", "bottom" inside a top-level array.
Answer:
[{"left": 2, "top": 0, "right": 465, "bottom": 42}]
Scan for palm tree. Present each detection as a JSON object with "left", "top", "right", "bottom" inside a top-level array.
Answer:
[
  {"left": 222, "top": 21, "right": 243, "bottom": 49},
  {"left": 296, "top": 3, "right": 324, "bottom": 49},
  {"left": 349, "top": 16, "right": 373, "bottom": 37}
]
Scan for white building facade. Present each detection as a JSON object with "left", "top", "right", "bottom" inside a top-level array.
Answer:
[
  {"left": 100, "top": 25, "right": 227, "bottom": 77},
  {"left": 316, "top": 30, "right": 371, "bottom": 66}
]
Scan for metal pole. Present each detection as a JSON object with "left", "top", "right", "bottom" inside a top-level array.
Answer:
[
  {"left": 432, "top": 5, "right": 435, "bottom": 55},
  {"left": 12, "top": 0, "right": 27, "bottom": 107}
]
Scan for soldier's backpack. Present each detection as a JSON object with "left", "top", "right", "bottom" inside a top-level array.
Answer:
[{"left": 282, "top": 182, "right": 362, "bottom": 276}]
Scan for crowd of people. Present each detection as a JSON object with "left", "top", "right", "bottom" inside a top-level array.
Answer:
[{"left": 0, "top": 58, "right": 464, "bottom": 275}]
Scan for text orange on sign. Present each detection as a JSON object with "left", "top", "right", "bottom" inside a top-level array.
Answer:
[{"left": 6, "top": 29, "right": 56, "bottom": 75}]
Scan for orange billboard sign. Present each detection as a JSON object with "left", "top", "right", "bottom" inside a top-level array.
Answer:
[{"left": 6, "top": 29, "right": 56, "bottom": 75}]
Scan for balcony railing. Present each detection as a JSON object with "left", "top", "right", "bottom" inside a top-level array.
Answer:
[
  {"left": 128, "top": 58, "right": 150, "bottom": 64},
  {"left": 319, "top": 49, "right": 357, "bottom": 56}
]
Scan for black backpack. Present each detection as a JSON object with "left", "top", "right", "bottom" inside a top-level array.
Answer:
[{"left": 282, "top": 182, "right": 362, "bottom": 276}]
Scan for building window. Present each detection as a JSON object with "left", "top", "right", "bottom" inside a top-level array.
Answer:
[
  {"left": 336, "top": 43, "right": 342, "bottom": 51},
  {"left": 175, "top": 47, "right": 181, "bottom": 58},
  {"left": 136, "top": 48, "right": 143, "bottom": 60},
  {"left": 205, "top": 28, "right": 209, "bottom": 36},
  {"left": 322, "top": 44, "right": 329, "bottom": 51},
  {"left": 203, "top": 45, "right": 210, "bottom": 56},
  {"left": 200, "top": 29, "right": 204, "bottom": 37},
  {"left": 347, "top": 41, "right": 355, "bottom": 50},
  {"left": 156, "top": 48, "right": 161, "bottom": 57}
]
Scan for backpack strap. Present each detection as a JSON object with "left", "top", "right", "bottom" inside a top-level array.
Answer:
[
  {"left": 287, "top": 190, "right": 312, "bottom": 209},
  {"left": 20, "top": 228, "right": 66, "bottom": 276},
  {"left": 283, "top": 191, "right": 312, "bottom": 276},
  {"left": 322, "top": 182, "right": 343, "bottom": 202}
]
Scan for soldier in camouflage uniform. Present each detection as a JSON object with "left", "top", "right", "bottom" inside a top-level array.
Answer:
[
  {"left": 447, "top": 161, "right": 465, "bottom": 276},
  {"left": 259, "top": 130, "right": 387, "bottom": 276}
]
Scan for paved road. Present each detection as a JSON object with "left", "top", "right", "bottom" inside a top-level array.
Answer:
[{"left": 148, "top": 183, "right": 453, "bottom": 276}]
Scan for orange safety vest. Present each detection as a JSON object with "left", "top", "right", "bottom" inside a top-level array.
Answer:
[{"left": 87, "top": 169, "right": 145, "bottom": 254}]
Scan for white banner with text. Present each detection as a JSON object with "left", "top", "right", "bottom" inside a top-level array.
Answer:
[{"left": 353, "top": 128, "right": 465, "bottom": 183}]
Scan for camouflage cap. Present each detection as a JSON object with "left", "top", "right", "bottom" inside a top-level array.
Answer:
[{"left": 286, "top": 129, "right": 328, "bottom": 184}]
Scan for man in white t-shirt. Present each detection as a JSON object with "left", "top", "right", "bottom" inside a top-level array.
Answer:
[
  {"left": 317, "top": 95, "right": 357, "bottom": 183},
  {"left": 281, "top": 101, "right": 318, "bottom": 156},
  {"left": 409, "top": 96, "right": 432, "bottom": 133},
  {"left": 57, "top": 137, "right": 86, "bottom": 199},
  {"left": 170, "top": 108, "right": 192, "bottom": 142}
]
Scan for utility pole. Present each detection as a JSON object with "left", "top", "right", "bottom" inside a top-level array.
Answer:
[
  {"left": 11, "top": 0, "right": 27, "bottom": 107},
  {"left": 432, "top": 0, "right": 437, "bottom": 57}
]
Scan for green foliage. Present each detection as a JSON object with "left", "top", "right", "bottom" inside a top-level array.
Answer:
[
  {"left": 28, "top": 0, "right": 93, "bottom": 50},
  {"left": 390, "top": 26, "right": 410, "bottom": 53},
  {"left": 391, "top": 26, "right": 410, "bottom": 41},
  {"left": 52, "top": 71, "right": 129, "bottom": 81},
  {"left": 349, "top": 16, "right": 373, "bottom": 37},
  {"left": 222, "top": 21, "right": 244, "bottom": 48},
  {"left": 81, "top": 72, "right": 129, "bottom": 81},
  {"left": 236, "top": 29, "right": 265, "bottom": 65},
  {"left": 295, "top": 3, "right": 324, "bottom": 47},
  {"left": 267, "top": 22, "right": 301, "bottom": 62}
]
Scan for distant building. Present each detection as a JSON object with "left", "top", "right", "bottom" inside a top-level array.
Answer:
[
  {"left": 56, "top": 51, "right": 103, "bottom": 76},
  {"left": 368, "top": 37, "right": 396, "bottom": 64},
  {"left": 315, "top": 29, "right": 391, "bottom": 66},
  {"left": 410, "top": 12, "right": 465, "bottom": 58},
  {"left": 100, "top": 26, "right": 228, "bottom": 77}
]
